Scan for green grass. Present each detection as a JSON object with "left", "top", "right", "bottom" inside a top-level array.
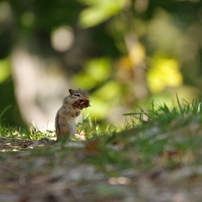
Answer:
[
  {"left": 0, "top": 98, "right": 202, "bottom": 166},
  {"left": 1, "top": 98, "right": 202, "bottom": 201},
  {"left": 81, "top": 97, "right": 202, "bottom": 172},
  {"left": 0, "top": 124, "right": 54, "bottom": 140}
]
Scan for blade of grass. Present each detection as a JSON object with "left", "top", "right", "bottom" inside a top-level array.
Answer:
[{"left": 0, "top": 105, "right": 12, "bottom": 124}]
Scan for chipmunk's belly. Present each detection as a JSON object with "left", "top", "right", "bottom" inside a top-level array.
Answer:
[{"left": 68, "top": 118, "right": 76, "bottom": 138}]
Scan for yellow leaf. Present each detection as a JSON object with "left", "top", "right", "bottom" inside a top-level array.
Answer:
[{"left": 147, "top": 57, "right": 183, "bottom": 93}]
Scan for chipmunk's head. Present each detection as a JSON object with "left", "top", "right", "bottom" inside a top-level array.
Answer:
[
  {"left": 69, "top": 89, "right": 89, "bottom": 100},
  {"left": 70, "top": 89, "right": 90, "bottom": 109},
  {"left": 63, "top": 89, "right": 90, "bottom": 109}
]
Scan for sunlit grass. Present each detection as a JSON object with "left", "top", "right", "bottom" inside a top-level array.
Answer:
[{"left": 0, "top": 124, "right": 54, "bottom": 140}]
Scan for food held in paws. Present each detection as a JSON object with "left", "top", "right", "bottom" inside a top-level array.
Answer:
[{"left": 73, "top": 99, "right": 90, "bottom": 109}]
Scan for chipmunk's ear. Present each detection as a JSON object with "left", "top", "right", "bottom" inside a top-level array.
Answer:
[{"left": 69, "top": 89, "right": 74, "bottom": 95}]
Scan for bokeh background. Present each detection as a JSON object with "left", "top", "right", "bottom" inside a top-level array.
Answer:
[{"left": 1, "top": 0, "right": 202, "bottom": 130}]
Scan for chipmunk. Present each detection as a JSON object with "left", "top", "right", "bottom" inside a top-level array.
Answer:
[{"left": 55, "top": 89, "right": 90, "bottom": 141}]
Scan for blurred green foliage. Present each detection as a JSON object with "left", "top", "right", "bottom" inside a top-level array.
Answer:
[
  {"left": 1, "top": 0, "right": 202, "bottom": 126},
  {"left": 78, "top": 0, "right": 127, "bottom": 27}
]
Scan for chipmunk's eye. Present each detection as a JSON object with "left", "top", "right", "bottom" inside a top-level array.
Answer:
[{"left": 75, "top": 93, "right": 81, "bottom": 97}]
